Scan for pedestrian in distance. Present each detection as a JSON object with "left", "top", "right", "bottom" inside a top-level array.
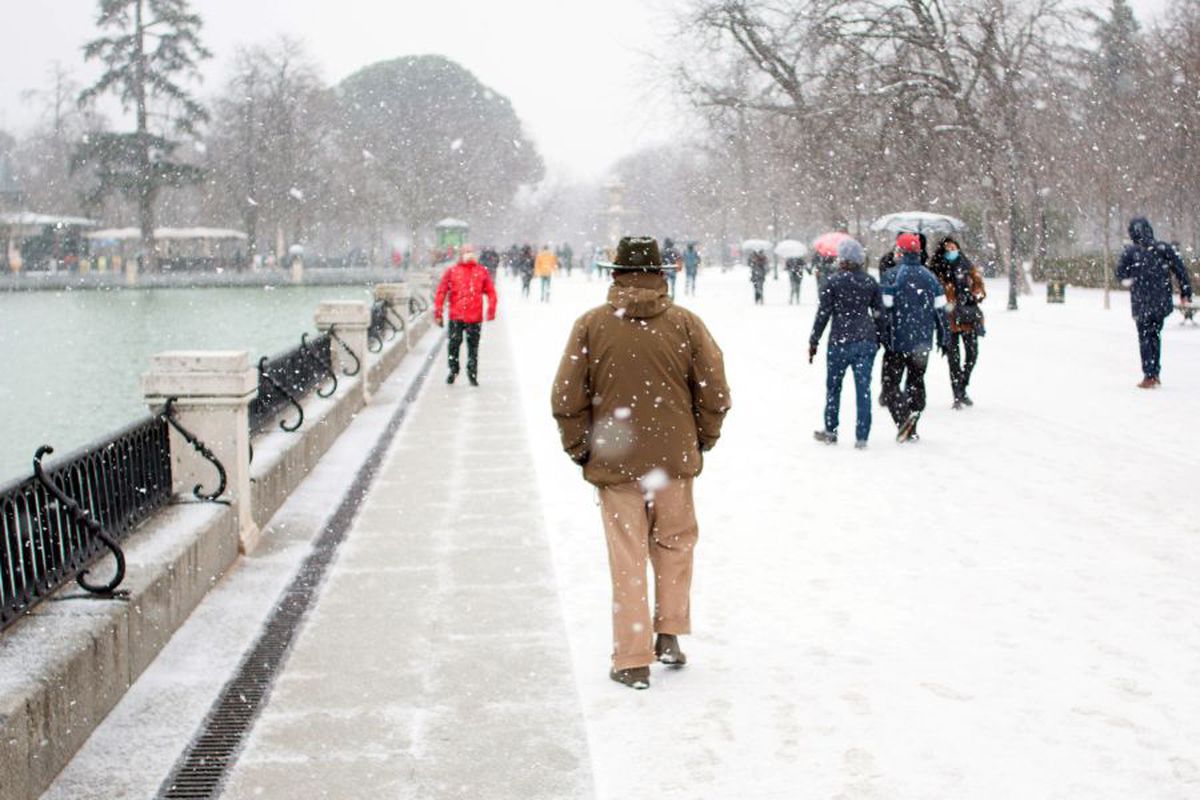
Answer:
[
  {"left": 518, "top": 243, "right": 535, "bottom": 298},
  {"left": 929, "top": 236, "right": 986, "bottom": 409},
  {"left": 551, "top": 236, "right": 731, "bottom": 691},
  {"left": 479, "top": 246, "right": 500, "bottom": 279},
  {"left": 786, "top": 255, "right": 807, "bottom": 305},
  {"left": 434, "top": 244, "right": 498, "bottom": 386},
  {"left": 880, "top": 232, "right": 949, "bottom": 442},
  {"left": 662, "top": 238, "right": 681, "bottom": 299},
  {"left": 682, "top": 241, "right": 701, "bottom": 296},
  {"left": 559, "top": 242, "right": 575, "bottom": 278},
  {"left": 749, "top": 249, "right": 769, "bottom": 305},
  {"left": 809, "top": 239, "right": 887, "bottom": 448},
  {"left": 1116, "top": 217, "right": 1193, "bottom": 388},
  {"left": 534, "top": 243, "right": 558, "bottom": 302}
]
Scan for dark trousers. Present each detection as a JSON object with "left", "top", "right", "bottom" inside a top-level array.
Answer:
[
  {"left": 447, "top": 321, "right": 481, "bottom": 378},
  {"left": 882, "top": 350, "right": 929, "bottom": 425},
  {"left": 685, "top": 270, "right": 697, "bottom": 295},
  {"left": 948, "top": 331, "right": 979, "bottom": 400},
  {"left": 521, "top": 275, "right": 532, "bottom": 297},
  {"left": 825, "top": 341, "right": 877, "bottom": 442},
  {"left": 788, "top": 274, "right": 803, "bottom": 304},
  {"left": 1135, "top": 316, "right": 1164, "bottom": 378},
  {"left": 752, "top": 280, "right": 765, "bottom": 304}
]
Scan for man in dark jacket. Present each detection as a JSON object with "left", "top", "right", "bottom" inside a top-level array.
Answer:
[
  {"left": 749, "top": 249, "right": 769, "bottom": 304},
  {"left": 551, "top": 236, "right": 731, "bottom": 691},
  {"left": 809, "top": 239, "right": 887, "bottom": 448},
  {"left": 881, "top": 232, "right": 948, "bottom": 442},
  {"left": 1116, "top": 217, "right": 1193, "bottom": 387}
]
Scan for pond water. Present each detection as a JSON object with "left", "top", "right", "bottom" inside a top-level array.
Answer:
[{"left": 0, "top": 285, "right": 373, "bottom": 482}]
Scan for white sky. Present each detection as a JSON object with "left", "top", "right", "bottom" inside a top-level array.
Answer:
[{"left": 0, "top": 0, "right": 1174, "bottom": 181}]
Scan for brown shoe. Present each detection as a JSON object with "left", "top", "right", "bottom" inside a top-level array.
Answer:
[
  {"left": 1137, "top": 377, "right": 1157, "bottom": 389},
  {"left": 610, "top": 666, "right": 650, "bottom": 690},
  {"left": 655, "top": 634, "right": 687, "bottom": 667}
]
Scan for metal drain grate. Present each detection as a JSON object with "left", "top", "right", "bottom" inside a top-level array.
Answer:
[{"left": 157, "top": 336, "right": 444, "bottom": 799}]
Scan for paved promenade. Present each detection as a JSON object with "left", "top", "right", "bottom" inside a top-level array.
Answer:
[
  {"left": 222, "top": 318, "right": 593, "bottom": 798},
  {"left": 38, "top": 270, "right": 1200, "bottom": 800}
]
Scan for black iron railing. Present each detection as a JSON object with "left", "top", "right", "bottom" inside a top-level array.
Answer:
[
  {"left": 367, "top": 300, "right": 405, "bottom": 353},
  {"left": 0, "top": 416, "right": 172, "bottom": 631},
  {"left": 249, "top": 333, "right": 337, "bottom": 434}
]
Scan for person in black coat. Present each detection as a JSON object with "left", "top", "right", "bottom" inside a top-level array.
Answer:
[
  {"left": 785, "top": 256, "right": 807, "bottom": 304},
  {"left": 808, "top": 238, "right": 888, "bottom": 448},
  {"left": 749, "top": 249, "right": 769, "bottom": 304},
  {"left": 1116, "top": 217, "right": 1193, "bottom": 387}
]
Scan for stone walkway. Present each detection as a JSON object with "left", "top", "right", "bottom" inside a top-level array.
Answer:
[{"left": 222, "top": 319, "right": 593, "bottom": 799}]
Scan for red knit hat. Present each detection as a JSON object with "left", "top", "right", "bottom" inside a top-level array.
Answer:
[{"left": 896, "top": 232, "right": 922, "bottom": 254}]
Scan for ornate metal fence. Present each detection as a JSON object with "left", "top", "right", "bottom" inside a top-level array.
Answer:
[
  {"left": 249, "top": 333, "right": 338, "bottom": 434},
  {"left": 367, "top": 300, "right": 404, "bottom": 353},
  {"left": 0, "top": 416, "right": 173, "bottom": 631}
]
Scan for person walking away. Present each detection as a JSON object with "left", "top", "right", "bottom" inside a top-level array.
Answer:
[
  {"left": 551, "top": 236, "right": 731, "bottom": 691},
  {"left": 877, "top": 243, "right": 903, "bottom": 409},
  {"left": 880, "top": 232, "right": 948, "bottom": 442},
  {"left": 434, "top": 244, "right": 498, "bottom": 386},
  {"left": 749, "top": 249, "right": 769, "bottom": 305},
  {"left": 518, "top": 244, "right": 535, "bottom": 298},
  {"left": 535, "top": 244, "right": 558, "bottom": 302},
  {"left": 682, "top": 242, "right": 701, "bottom": 296},
  {"left": 479, "top": 246, "right": 500, "bottom": 279},
  {"left": 661, "top": 238, "right": 681, "bottom": 299},
  {"left": 929, "top": 237, "right": 986, "bottom": 408},
  {"left": 786, "top": 255, "right": 807, "bottom": 305},
  {"left": 1116, "top": 217, "right": 1193, "bottom": 387},
  {"left": 809, "top": 239, "right": 887, "bottom": 448},
  {"left": 560, "top": 242, "right": 574, "bottom": 277}
]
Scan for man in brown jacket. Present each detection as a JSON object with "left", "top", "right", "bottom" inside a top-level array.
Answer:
[{"left": 551, "top": 236, "right": 731, "bottom": 690}]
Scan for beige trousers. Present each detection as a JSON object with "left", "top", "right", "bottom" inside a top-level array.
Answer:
[{"left": 598, "top": 478, "right": 699, "bottom": 670}]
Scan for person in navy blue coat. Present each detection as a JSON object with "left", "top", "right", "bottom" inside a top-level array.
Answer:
[
  {"left": 1116, "top": 217, "right": 1193, "bottom": 388},
  {"left": 880, "top": 232, "right": 949, "bottom": 442},
  {"left": 808, "top": 238, "right": 888, "bottom": 448}
]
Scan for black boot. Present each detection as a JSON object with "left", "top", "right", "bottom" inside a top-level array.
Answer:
[
  {"left": 446, "top": 371, "right": 457, "bottom": 385},
  {"left": 610, "top": 666, "right": 650, "bottom": 690},
  {"left": 655, "top": 634, "right": 687, "bottom": 667}
]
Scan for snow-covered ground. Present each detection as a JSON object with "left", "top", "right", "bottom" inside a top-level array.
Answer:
[{"left": 507, "top": 267, "right": 1200, "bottom": 799}]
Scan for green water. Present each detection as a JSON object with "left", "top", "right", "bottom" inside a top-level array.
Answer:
[{"left": 0, "top": 285, "right": 373, "bottom": 481}]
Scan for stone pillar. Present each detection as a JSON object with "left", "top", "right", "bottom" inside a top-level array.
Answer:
[
  {"left": 374, "top": 283, "right": 412, "bottom": 346},
  {"left": 315, "top": 300, "right": 371, "bottom": 403},
  {"left": 142, "top": 351, "right": 260, "bottom": 553}
]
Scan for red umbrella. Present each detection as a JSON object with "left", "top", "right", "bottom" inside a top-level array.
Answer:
[{"left": 812, "top": 231, "right": 852, "bottom": 258}]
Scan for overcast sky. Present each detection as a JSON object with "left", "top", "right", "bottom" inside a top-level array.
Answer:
[{"left": 0, "top": 0, "right": 1174, "bottom": 181}]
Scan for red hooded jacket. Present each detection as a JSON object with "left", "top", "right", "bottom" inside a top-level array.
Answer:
[{"left": 435, "top": 260, "right": 498, "bottom": 324}]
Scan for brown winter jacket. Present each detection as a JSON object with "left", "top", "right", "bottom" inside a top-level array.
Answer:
[
  {"left": 551, "top": 271, "right": 731, "bottom": 487},
  {"left": 942, "top": 265, "right": 987, "bottom": 333}
]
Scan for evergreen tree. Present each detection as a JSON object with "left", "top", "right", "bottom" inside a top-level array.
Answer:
[{"left": 76, "top": 0, "right": 210, "bottom": 272}]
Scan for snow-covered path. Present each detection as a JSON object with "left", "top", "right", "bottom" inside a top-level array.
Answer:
[{"left": 508, "top": 268, "right": 1200, "bottom": 799}]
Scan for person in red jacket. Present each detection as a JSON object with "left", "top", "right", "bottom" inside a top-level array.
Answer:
[{"left": 434, "top": 244, "right": 498, "bottom": 386}]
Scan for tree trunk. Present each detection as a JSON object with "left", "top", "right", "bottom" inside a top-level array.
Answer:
[{"left": 133, "top": 0, "right": 155, "bottom": 274}]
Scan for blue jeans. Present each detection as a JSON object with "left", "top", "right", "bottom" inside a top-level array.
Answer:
[{"left": 826, "top": 341, "right": 877, "bottom": 442}]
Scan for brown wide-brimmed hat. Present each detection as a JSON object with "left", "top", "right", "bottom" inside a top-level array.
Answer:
[{"left": 604, "top": 236, "right": 662, "bottom": 271}]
